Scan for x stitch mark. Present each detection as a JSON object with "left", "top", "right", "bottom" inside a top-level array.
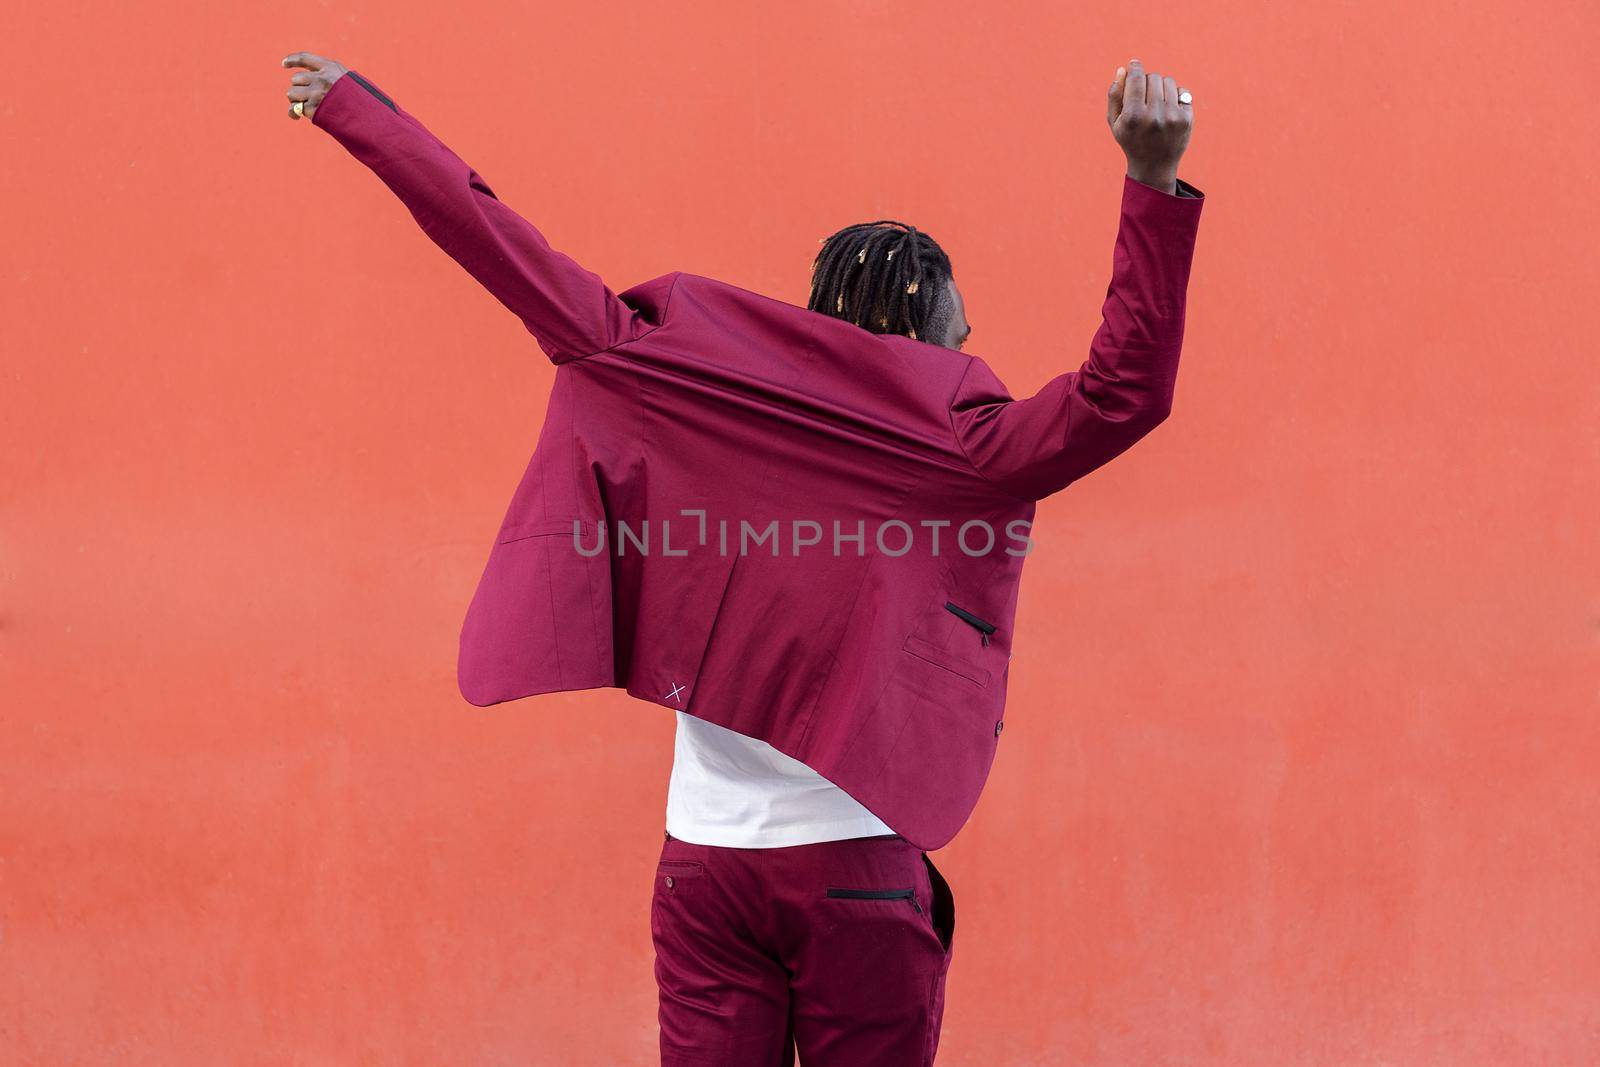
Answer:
[{"left": 665, "top": 682, "right": 686, "bottom": 704}]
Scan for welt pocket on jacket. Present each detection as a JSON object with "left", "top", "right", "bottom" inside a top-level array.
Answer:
[
  {"left": 497, "top": 518, "right": 588, "bottom": 544},
  {"left": 902, "top": 634, "right": 990, "bottom": 688},
  {"left": 944, "top": 601, "right": 998, "bottom": 646}
]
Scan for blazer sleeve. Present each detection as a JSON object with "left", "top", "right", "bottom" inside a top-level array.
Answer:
[
  {"left": 311, "top": 69, "right": 656, "bottom": 363},
  {"left": 949, "top": 174, "right": 1205, "bottom": 501}
]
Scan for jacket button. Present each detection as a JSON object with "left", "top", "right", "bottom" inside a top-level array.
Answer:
[
  {"left": 665, "top": 875, "right": 675, "bottom": 889},
  {"left": 994, "top": 720, "right": 1004, "bottom": 737}
]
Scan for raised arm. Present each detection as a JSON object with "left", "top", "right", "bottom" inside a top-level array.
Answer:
[
  {"left": 282, "top": 52, "right": 657, "bottom": 364},
  {"left": 950, "top": 58, "right": 1205, "bottom": 501}
]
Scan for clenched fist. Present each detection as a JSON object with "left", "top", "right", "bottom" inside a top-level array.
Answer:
[
  {"left": 1107, "top": 58, "right": 1194, "bottom": 194},
  {"left": 281, "top": 52, "right": 350, "bottom": 120}
]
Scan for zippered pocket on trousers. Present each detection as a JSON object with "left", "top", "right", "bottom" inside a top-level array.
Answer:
[
  {"left": 826, "top": 886, "right": 924, "bottom": 915},
  {"left": 944, "top": 602, "right": 997, "bottom": 646}
]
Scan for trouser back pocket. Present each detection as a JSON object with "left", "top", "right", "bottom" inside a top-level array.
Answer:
[{"left": 825, "top": 886, "right": 924, "bottom": 915}]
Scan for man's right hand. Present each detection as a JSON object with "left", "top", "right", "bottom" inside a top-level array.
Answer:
[
  {"left": 281, "top": 52, "right": 350, "bottom": 121},
  {"left": 1106, "top": 58, "right": 1194, "bottom": 193}
]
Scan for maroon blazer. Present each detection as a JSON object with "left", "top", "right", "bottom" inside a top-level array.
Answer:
[{"left": 314, "top": 70, "right": 1205, "bottom": 851}]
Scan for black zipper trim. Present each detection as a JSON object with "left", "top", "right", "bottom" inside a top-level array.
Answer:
[
  {"left": 348, "top": 71, "right": 398, "bottom": 112},
  {"left": 826, "top": 887, "right": 923, "bottom": 914},
  {"left": 944, "top": 602, "right": 997, "bottom": 645}
]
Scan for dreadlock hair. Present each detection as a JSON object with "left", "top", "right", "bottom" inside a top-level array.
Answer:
[{"left": 808, "top": 219, "right": 955, "bottom": 346}]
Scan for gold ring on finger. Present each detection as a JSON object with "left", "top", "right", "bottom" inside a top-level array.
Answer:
[
  {"left": 292, "top": 100, "right": 306, "bottom": 118},
  {"left": 1177, "top": 89, "right": 1192, "bottom": 105}
]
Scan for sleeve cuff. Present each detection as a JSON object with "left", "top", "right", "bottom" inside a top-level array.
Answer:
[
  {"left": 1122, "top": 173, "right": 1205, "bottom": 201},
  {"left": 310, "top": 69, "right": 394, "bottom": 131},
  {"left": 1120, "top": 172, "right": 1205, "bottom": 235}
]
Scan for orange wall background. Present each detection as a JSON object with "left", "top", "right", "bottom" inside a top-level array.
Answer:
[{"left": 4, "top": 2, "right": 1596, "bottom": 1064}]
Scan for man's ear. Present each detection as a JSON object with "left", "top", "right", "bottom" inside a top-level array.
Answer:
[{"left": 926, "top": 280, "right": 958, "bottom": 349}]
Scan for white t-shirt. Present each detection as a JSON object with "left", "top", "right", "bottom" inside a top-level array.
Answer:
[{"left": 665, "top": 711, "right": 895, "bottom": 847}]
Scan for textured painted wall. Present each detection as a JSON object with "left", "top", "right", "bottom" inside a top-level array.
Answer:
[{"left": 3, "top": 1, "right": 1595, "bottom": 1063}]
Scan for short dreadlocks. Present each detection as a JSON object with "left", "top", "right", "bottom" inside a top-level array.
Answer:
[{"left": 807, "top": 220, "right": 955, "bottom": 346}]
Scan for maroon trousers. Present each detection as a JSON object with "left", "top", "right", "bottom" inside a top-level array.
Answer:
[{"left": 652, "top": 829, "right": 956, "bottom": 1065}]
